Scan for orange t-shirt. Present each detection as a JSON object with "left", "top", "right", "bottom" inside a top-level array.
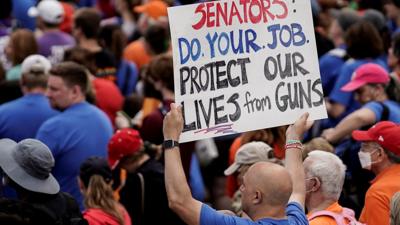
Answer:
[
  {"left": 307, "top": 202, "right": 347, "bottom": 225},
  {"left": 123, "top": 39, "right": 151, "bottom": 70},
  {"left": 359, "top": 164, "right": 400, "bottom": 225}
]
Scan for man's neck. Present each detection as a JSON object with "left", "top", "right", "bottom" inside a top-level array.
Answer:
[
  {"left": 162, "top": 89, "right": 175, "bottom": 101},
  {"left": 23, "top": 87, "right": 46, "bottom": 95},
  {"left": 42, "top": 27, "right": 60, "bottom": 33},
  {"left": 68, "top": 96, "right": 86, "bottom": 108},
  {"left": 250, "top": 205, "right": 287, "bottom": 221},
  {"left": 79, "top": 38, "right": 102, "bottom": 53},
  {"left": 375, "top": 93, "right": 389, "bottom": 102},
  {"left": 307, "top": 196, "right": 336, "bottom": 214},
  {"left": 373, "top": 160, "right": 396, "bottom": 175},
  {"left": 126, "top": 154, "right": 151, "bottom": 173},
  {"left": 333, "top": 38, "right": 344, "bottom": 48}
]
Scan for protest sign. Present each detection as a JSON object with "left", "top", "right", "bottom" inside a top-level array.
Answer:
[{"left": 168, "top": 0, "right": 327, "bottom": 143}]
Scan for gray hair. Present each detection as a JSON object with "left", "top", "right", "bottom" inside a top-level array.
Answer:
[
  {"left": 305, "top": 151, "right": 346, "bottom": 200},
  {"left": 391, "top": 192, "right": 400, "bottom": 225}
]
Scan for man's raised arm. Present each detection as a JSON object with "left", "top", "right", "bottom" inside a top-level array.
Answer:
[
  {"left": 163, "top": 103, "right": 202, "bottom": 225},
  {"left": 285, "top": 113, "right": 312, "bottom": 210}
]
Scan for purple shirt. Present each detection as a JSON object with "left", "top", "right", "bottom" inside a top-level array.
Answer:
[{"left": 38, "top": 30, "right": 75, "bottom": 64}]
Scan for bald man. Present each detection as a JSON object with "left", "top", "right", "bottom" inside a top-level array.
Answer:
[{"left": 163, "top": 103, "right": 310, "bottom": 225}]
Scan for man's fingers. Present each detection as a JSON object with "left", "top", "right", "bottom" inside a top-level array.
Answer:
[
  {"left": 306, "top": 120, "right": 314, "bottom": 130},
  {"left": 176, "top": 104, "right": 183, "bottom": 115},
  {"left": 301, "top": 112, "right": 309, "bottom": 121}
]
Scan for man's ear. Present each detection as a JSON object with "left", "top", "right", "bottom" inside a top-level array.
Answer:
[
  {"left": 252, "top": 190, "right": 262, "bottom": 205},
  {"left": 72, "top": 84, "right": 83, "bottom": 97},
  {"left": 311, "top": 177, "right": 321, "bottom": 192}
]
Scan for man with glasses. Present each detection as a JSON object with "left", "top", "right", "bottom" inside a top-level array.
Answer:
[
  {"left": 352, "top": 121, "right": 400, "bottom": 225},
  {"left": 303, "top": 150, "right": 361, "bottom": 225}
]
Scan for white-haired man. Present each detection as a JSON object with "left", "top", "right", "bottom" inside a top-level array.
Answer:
[{"left": 304, "top": 151, "right": 360, "bottom": 225}]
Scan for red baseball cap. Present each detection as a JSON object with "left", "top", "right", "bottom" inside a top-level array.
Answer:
[
  {"left": 341, "top": 63, "right": 390, "bottom": 92},
  {"left": 108, "top": 128, "right": 143, "bottom": 169},
  {"left": 352, "top": 121, "right": 400, "bottom": 155}
]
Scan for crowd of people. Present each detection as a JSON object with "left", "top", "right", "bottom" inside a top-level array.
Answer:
[{"left": 1, "top": 0, "right": 400, "bottom": 225}]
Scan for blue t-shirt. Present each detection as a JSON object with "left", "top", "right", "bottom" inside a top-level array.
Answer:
[
  {"left": 0, "top": 94, "right": 58, "bottom": 141},
  {"left": 364, "top": 100, "right": 400, "bottom": 123},
  {"left": 329, "top": 58, "right": 387, "bottom": 120},
  {"left": 12, "top": 0, "right": 36, "bottom": 30},
  {"left": 116, "top": 60, "right": 139, "bottom": 96},
  {"left": 319, "top": 46, "right": 347, "bottom": 96},
  {"left": 36, "top": 102, "right": 113, "bottom": 210},
  {"left": 200, "top": 202, "right": 308, "bottom": 225}
]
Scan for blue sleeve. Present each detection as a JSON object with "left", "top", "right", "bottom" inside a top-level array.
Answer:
[
  {"left": 319, "top": 55, "right": 342, "bottom": 84},
  {"left": 286, "top": 202, "right": 309, "bottom": 225},
  {"left": 329, "top": 65, "right": 354, "bottom": 106},
  {"left": 200, "top": 204, "right": 251, "bottom": 225},
  {"left": 363, "top": 102, "right": 381, "bottom": 121}
]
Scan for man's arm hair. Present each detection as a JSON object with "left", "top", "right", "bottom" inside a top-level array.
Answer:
[
  {"left": 285, "top": 113, "right": 311, "bottom": 209},
  {"left": 323, "top": 108, "right": 375, "bottom": 144},
  {"left": 163, "top": 104, "right": 202, "bottom": 225}
]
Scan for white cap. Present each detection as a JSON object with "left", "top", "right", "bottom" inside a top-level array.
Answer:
[
  {"left": 224, "top": 142, "right": 273, "bottom": 176},
  {"left": 21, "top": 55, "right": 52, "bottom": 74},
  {"left": 28, "top": 0, "right": 64, "bottom": 24}
]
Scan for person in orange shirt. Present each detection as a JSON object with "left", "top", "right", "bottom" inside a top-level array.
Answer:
[
  {"left": 304, "top": 150, "right": 359, "bottom": 225},
  {"left": 352, "top": 121, "right": 400, "bottom": 225},
  {"left": 123, "top": 0, "right": 169, "bottom": 70}
]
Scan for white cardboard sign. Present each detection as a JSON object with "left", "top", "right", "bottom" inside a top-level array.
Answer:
[{"left": 168, "top": 0, "right": 327, "bottom": 143}]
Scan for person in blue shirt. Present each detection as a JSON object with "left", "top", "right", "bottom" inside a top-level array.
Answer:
[
  {"left": 162, "top": 103, "right": 311, "bottom": 225},
  {"left": 322, "top": 63, "right": 400, "bottom": 144},
  {"left": 36, "top": 62, "right": 113, "bottom": 210},
  {"left": 0, "top": 55, "right": 58, "bottom": 142},
  {"left": 327, "top": 21, "right": 386, "bottom": 127},
  {"left": 319, "top": 8, "right": 359, "bottom": 96},
  {"left": 0, "top": 54, "right": 58, "bottom": 198}
]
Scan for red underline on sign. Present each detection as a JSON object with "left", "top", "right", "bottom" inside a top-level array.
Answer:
[{"left": 194, "top": 123, "right": 235, "bottom": 135}]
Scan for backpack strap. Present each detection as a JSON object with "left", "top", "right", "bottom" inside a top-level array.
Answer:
[
  {"left": 309, "top": 210, "right": 345, "bottom": 225},
  {"left": 61, "top": 192, "right": 88, "bottom": 225},
  {"left": 309, "top": 208, "right": 363, "bottom": 225},
  {"left": 137, "top": 172, "right": 145, "bottom": 215},
  {"left": 378, "top": 102, "right": 390, "bottom": 121}
]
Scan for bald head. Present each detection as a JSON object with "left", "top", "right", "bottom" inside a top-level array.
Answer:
[{"left": 246, "top": 162, "right": 293, "bottom": 206}]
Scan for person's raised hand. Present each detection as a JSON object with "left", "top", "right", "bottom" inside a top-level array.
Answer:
[
  {"left": 286, "top": 112, "right": 314, "bottom": 141},
  {"left": 163, "top": 103, "right": 184, "bottom": 141}
]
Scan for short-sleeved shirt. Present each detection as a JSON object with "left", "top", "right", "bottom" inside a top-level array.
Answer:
[
  {"left": 6, "top": 65, "right": 22, "bottom": 81},
  {"left": 37, "top": 30, "right": 75, "bottom": 64},
  {"left": 329, "top": 58, "right": 387, "bottom": 119},
  {"left": 200, "top": 202, "right": 309, "bottom": 225},
  {"left": 0, "top": 94, "right": 58, "bottom": 141},
  {"left": 360, "top": 164, "right": 400, "bottom": 225},
  {"left": 364, "top": 100, "right": 400, "bottom": 123},
  {"left": 319, "top": 46, "right": 347, "bottom": 96},
  {"left": 36, "top": 101, "right": 113, "bottom": 210},
  {"left": 92, "top": 77, "right": 124, "bottom": 127}
]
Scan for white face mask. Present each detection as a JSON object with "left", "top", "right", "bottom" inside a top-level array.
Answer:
[{"left": 358, "top": 150, "right": 377, "bottom": 170}]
